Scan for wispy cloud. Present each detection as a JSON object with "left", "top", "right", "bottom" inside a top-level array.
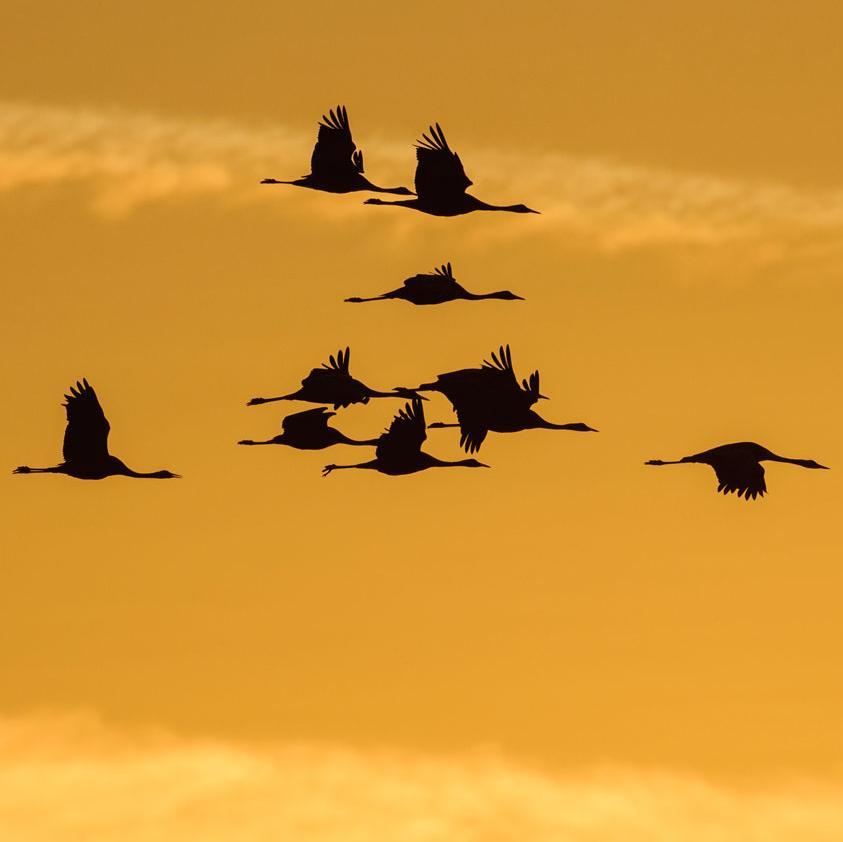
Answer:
[
  {"left": 1, "top": 711, "right": 843, "bottom": 841},
  {"left": 2, "top": 100, "right": 843, "bottom": 256}
]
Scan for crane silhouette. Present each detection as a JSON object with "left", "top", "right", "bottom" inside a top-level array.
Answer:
[
  {"left": 261, "top": 105, "right": 413, "bottom": 195},
  {"left": 645, "top": 442, "right": 828, "bottom": 499},
  {"left": 248, "top": 347, "right": 420, "bottom": 409},
  {"left": 238, "top": 407, "right": 379, "bottom": 449},
  {"left": 405, "top": 345, "right": 596, "bottom": 452},
  {"left": 322, "top": 398, "right": 488, "bottom": 477},
  {"left": 364, "top": 123, "right": 539, "bottom": 216},
  {"left": 345, "top": 262, "right": 524, "bottom": 305},
  {"left": 13, "top": 379, "right": 179, "bottom": 480}
]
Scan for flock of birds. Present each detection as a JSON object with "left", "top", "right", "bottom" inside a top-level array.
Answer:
[{"left": 14, "top": 106, "right": 830, "bottom": 500}]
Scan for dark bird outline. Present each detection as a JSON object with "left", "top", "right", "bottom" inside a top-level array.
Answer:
[
  {"left": 238, "top": 406, "right": 379, "bottom": 449},
  {"left": 322, "top": 397, "right": 489, "bottom": 476},
  {"left": 406, "top": 345, "right": 596, "bottom": 452},
  {"left": 345, "top": 262, "right": 524, "bottom": 305},
  {"left": 261, "top": 105, "right": 413, "bottom": 195},
  {"left": 364, "top": 123, "right": 539, "bottom": 216},
  {"left": 645, "top": 441, "right": 829, "bottom": 499},
  {"left": 13, "top": 379, "right": 180, "bottom": 480},
  {"left": 248, "top": 347, "right": 421, "bottom": 409}
]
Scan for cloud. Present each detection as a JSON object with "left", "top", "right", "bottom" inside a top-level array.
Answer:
[
  {"left": 2, "top": 100, "right": 843, "bottom": 258},
  {"left": 1, "top": 711, "right": 843, "bottom": 841}
]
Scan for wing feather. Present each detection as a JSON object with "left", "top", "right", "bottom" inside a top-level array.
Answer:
[
  {"left": 62, "top": 378, "right": 110, "bottom": 464},
  {"left": 310, "top": 105, "right": 360, "bottom": 178},
  {"left": 414, "top": 123, "right": 472, "bottom": 203}
]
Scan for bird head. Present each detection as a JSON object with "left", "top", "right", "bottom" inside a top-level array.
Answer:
[
  {"left": 512, "top": 204, "right": 540, "bottom": 214},
  {"left": 495, "top": 290, "right": 525, "bottom": 300},
  {"left": 460, "top": 459, "right": 490, "bottom": 469},
  {"left": 795, "top": 459, "right": 829, "bottom": 469},
  {"left": 151, "top": 470, "right": 181, "bottom": 478},
  {"left": 391, "top": 186, "right": 414, "bottom": 195}
]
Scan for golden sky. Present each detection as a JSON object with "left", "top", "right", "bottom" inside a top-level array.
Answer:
[{"left": 2, "top": 1, "right": 843, "bottom": 837}]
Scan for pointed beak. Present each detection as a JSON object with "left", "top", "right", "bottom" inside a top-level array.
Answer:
[
  {"left": 537, "top": 393, "right": 549, "bottom": 400},
  {"left": 818, "top": 463, "right": 830, "bottom": 469}
]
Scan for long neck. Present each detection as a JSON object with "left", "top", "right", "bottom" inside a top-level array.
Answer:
[
  {"left": 765, "top": 453, "right": 818, "bottom": 468},
  {"left": 429, "top": 457, "right": 479, "bottom": 469},
  {"left": 363, "top": 180, "right": 412, "bottom": 195},
  {"left": 337, "top": 433, "right": 380, "bottom": 447},
  {"left": 366, "top": 388, "right": 413, "bottom": 399},
  {"left": 121, "top": 465, "right": 174, "bottom": 478},
  {"left": 531, "top": 413, "right": 592, "bottom": 431},
  {"left": 465, "top": 290, "right": 514, "bottom": 300},
  {"left": 365, "top": 198, "right": 417, "bottom": 208},
  {"left": 470, "top": 197, "right": 529, "bottom": 213}
]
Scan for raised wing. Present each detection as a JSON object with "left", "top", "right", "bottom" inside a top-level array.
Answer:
[
  {"left": 713, "top": 460, "right": 767, "bottom": 500},
  {"left": 414, "top": 124, "right": 472, "bottom": 203},
  {"left": 311, "top": 106, "right": 361, "bottom": 178},
  {"left": 62, "top": 379, "right": 110, "bottom": 464},
  {"left": 301, "top": 347, "right": 351, "bottom": 386},
  {"left": 281, "top": 407, "right": 334, "bottom": 436},
  {"left": 376, "top": 398, "right": 426, "bottom": 462}
]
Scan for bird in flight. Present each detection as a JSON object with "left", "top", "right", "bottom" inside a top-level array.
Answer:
[
  {"left": 645, "top": 441, "right": 829, "bottom": 499},
  {"left": 261, "top": 105, "right": 413, "bottom": 195},
  {"left": 238, "top": 407, "right": 378, "bottom": 449},
  {"left": 345, "top": 262, "right": 524, "bottom": 305},
  {"left": 408, "top": 345, "right": 596, "bottom": 452},
  {"left": 247, "top": 347, "right": 420, "bottom": 409},
  {"left": 13, "top": 379, "right": 179, "bottom": 480},
  {"left": 322, "top": 398, "right": 488, "bottom": 477},
  {"left": 364, "top": 123, "right": 539, "bottom": 216}
]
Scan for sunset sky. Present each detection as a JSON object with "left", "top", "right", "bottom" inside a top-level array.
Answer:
[{"left": 3, "top": 2, "right": 843, "bottom": 838}]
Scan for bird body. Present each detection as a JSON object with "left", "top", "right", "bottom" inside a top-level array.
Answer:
[
  {"left": 239, "top": 407, "right": 378, "bottom": 449},
  {"left": 13, "top": 379, "right": 179, "bottom": 480},
  {"left": 322, "top": 398, "right": 488, "bottom": 477},
  {"left": 364, "top": 124, "right": 538, "bottom": 216},
  {"left": 645, "top": 441, "right": 829, "bottom": 499},
  {"left": 261, "top": 106, "right": 412, "bottom": 195},
  {"left": 248, "top": 347, "right": 419, "bottom": 409},
  {"left": 410, "top": 345, "right": 596, "bottom": 452},
  {"left": 345, "top": 262, "right": 523, "bottom": 305}
]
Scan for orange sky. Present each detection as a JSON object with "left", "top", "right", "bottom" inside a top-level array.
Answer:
[{"left": 2, "top": 1, "right": 843, "bottom": 837}]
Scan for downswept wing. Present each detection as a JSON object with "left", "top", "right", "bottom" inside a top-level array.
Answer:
[
  {"left": 376, "top": 398, "right": 426, "bottom": 462},
  {"left": 62, "top": 379, "right": 111, "bottom": 464},
  {"left": 713, "top": 459, "right": 767, "bottom": 500},
  {"left": 281, "top": 407, "right": 334, "bottom": 436},
  {"left": 414, "top": 124, "right": 472, "bottom": 204},
  {"left": 311, "top": 106, "right": 361, "bottom": 178},
  {"left": 402, "top": 263, "right": 460, "bottom": 294}
]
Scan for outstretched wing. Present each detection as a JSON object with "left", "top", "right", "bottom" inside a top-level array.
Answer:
[
  {"left": 301, "top": 347, "right": 351, "bottom": 386},
  {"left": 281, "top": 407, "right": 334, "bottom": 436},
  {"left": 713, "top": 460, "right": 767, "bottom": 500},
  {"left": 311, "top": 106, "right": 361, "bottom": 178},
  {"left": 62, "top": 379, "right": 110, "bottom": 463},
  {"left": 376, "top": 398, "right": 426, "bottom": 461},
  {"left": 414, "top": 124, "right": 472, "bottom": 203}
]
